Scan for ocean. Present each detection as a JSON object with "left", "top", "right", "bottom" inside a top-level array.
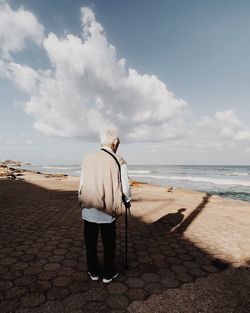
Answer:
[{"left": 22, "top": 164, "right": 250, "bottom": 202}]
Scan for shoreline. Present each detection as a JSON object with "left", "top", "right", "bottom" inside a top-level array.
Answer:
[
  {"left": 16, "top": 163, "right": 250, "bottom": 203},
  {"left": 1, "top": 164, "right": 250, "bottom": 204}
]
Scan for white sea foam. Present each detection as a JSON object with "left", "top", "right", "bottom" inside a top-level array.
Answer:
[
  {"left": 128, "top": 170, "right": 152, "bottom": 174},
  {"left": 230, "top": 172, "right": 249, "bottom": 177},
  {"left": 129, "top": 174, "right": 250, "bottom": 187},
  {"left": 74, "top": 170, "right": 81, "bottom": 175},
  {"left": 43, "top": 166, "right": 76, "bottom": 170}
]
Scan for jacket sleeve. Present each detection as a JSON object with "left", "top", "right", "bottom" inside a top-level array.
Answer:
[{"left": 121, "top": 163, "right": 131, "bottom": 202}]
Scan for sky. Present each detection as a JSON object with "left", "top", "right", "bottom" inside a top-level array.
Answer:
[{"left": 0, "top": 0, "right": 250, "bottom": 165}]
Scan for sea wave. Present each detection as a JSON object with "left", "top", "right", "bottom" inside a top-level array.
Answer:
[
  {"left": 129, "top": 174, "right": 250, "bottom": 187},
  {"left": 129, "top": 170, "right": 152, "bottom": 174},
  {"left": 43, "top": 166, "right": 77, "bottom": 170},
  {"left": 230, "top": 172, "right": 249, "bottom": 177}
]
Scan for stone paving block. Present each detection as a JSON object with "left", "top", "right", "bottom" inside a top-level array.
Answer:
[
  {"left": 0, "top": 280, "right": 13, "bottom": 291},
  {"left": 106, "top": 294, "right": 130, "bottom": 310},
  {"left": 56, "top": 267, "right": 76, "bottom": 276},
  {"left": 61, "top": 293, "right": 88, "bottom": 310},
  {"left": 176, "top": 272, "right": 194, "bottom": 283},
  {"left": 33, "top": 259, "right": 47, "bottom": 267},
  {"left": 43, "top": 263, "right": 61, "bottom": 271},
  {"left": 48, "top": 255, "right": 64, "bottom": 263},
  {"left": 141, "top": 272, "right": 160, "bottom": 283},
  {"left": 139, "top": 263, "right": 157, "bottom": 273},
  {"left": 46, "top": 286, "right": 70, "bottom": 300},
  {"left": 0, "top": 257, "right": 17, "bottom": 266},
  {"left": 54, "top": 249, "right": 67, "bottom": 256},
  {"left": 84, "top": 300, "right": 110, "bottom": 313},
  {"left": 125, "top": 288, "right": 149, "bottom": 301},
  {"left": 183, "top": 260, "right": 200, "bottom": 270},
  {"left": 106, "top": 282, "right": 128, "bottom": 294},
  {"left": 4, "top": 286, "right": 28, "bottom": 299},
  {"left": 15, "top": 275, "right": 36, "bottom": 286},
  {"left": 68, "top": 281, "right": 86, "bottom": 293},
  {"left": 0, "top": 299, "right": 19, "bottom": 313},
  {"left": 20, "top": 254, "right": 35, "bottom": 262},
  {"left": 126, "top": 277, "right": 145, "bottom": 288},
  {"left": 71, "top": 271, "right": 89, "bottom": 282},
  {"left": 167, "top": 256, "right": 182, "bottom": 265},
  {"left": 20, "top": 293, "right": 46, "bottom": 308},
  {"left": 30, "top": 280, "right": 51, "bottom": 293},
  {"left": 170, "top": 264, "right": 188, "bottom": 274},
  {"left": 144, "top": 282, "right": 166, "bottom": 294},
  {"left": 37, "top": 270, "right": 58, "bottom": 281},
  {"left": 52, "top": 276, "right": 72, "bottom": 287},
  {"left": 84, "top": 287, "right": 109, "bottom": 301},
  {"left": 2, "top": 270, "right": 22, "bottom": 280},
  {"left": 189, "top": 268, "right": 207, "bottom": 278},
  {"left": 161, "top": 277, "right": 180, "bottom": 288},
  {"left": 157, "top": 268, "right": 175, "bottom": 278},
  {"left": 126, "top": 270, "right": 142, "bottom": 278},
  {"left": 0, "top": 248, "right": 13, "bottom": 254},
  {"left": 10, "top": 251, "right": 25, "bottom": 257},
  {"left": 127, "top": 300, "right": 143, "bottom": 313},
  {"left": 0, "top": 265, "right": 8, "bottom": 274},
  {"left": 16, "top": 245, "right": 29, "bottom": 252},
  {"left": 0, "top": 253, "right": 6, "bottom": 260},
  {"left": 202, "top": 264, "right": 219, "bottom": 273}
]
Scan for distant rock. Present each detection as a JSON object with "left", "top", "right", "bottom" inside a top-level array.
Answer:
[
  {"left": 0, "top": 160, "right": 24, "bottom": 179},
  {"left": 1, "top": 159, "right": 22, "bottom": 166},
  {"left": 45, "top": 173, "right": 68, "bottom": 178}
]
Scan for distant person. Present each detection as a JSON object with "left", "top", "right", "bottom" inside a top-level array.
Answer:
[{"left": 78, "top": 129, "right": 131, "bottom": 283}]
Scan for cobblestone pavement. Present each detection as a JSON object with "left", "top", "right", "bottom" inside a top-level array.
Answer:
[{"left": 0, "top": 180, "right": 248, "bottom": 312}]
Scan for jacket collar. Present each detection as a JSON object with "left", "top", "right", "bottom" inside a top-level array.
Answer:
[{"left": 102, "top": 145, "right": 115, "bottom": 154}]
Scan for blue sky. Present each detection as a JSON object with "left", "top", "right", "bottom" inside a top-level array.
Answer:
[{"left": 1, "top": 0, "right": 250, "bottom": 165}]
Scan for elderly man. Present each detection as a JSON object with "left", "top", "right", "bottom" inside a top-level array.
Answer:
[{"left": 78, "top": 129, "right": 131, "bottom": 283}]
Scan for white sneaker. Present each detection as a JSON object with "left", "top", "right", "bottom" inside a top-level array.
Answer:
[
  {"left": 102, "top": 272, "right": 118, "bottom": 284},
  {"left": 88, "top": 272, "right": 99, "bottom": 281}
]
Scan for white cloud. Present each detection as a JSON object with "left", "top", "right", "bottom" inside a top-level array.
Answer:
[
  {"left": 215, "top": 110, "right": 250, "bottom": 141},
  {"left": 0, "top": 5, "right": 187, "bottom": 142},
  {"left": 0, "top": 60, "right": 39, "bottom": 93},
  {"left": 0, "top": 1, "right": 44, "bottom": 58},
  {"left": 197, "top": 110, "right": 250, "bottom": 142}
]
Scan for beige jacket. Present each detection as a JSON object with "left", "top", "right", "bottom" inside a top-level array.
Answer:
[{"left": 79, "top": 149, "right": 124, "bottom": 217}]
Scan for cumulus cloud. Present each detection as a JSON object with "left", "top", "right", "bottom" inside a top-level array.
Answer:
[
  {"left": 0, "top": 4, "right": 187, "bottom": 142},
  {"left": 215, "top": 110, "right": 250, "bottom": 141},
  {"left": 0, "top": 1, "right": 44, "bottom": 59},
  {"left": 0, "top": 60, "right": 39, "bottom": 93},
  {"left": 197, "top": 110, "right": 250, "bottom": 142}
]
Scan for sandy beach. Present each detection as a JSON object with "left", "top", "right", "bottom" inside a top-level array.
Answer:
[{"left": 0, "top": 171, "right": 249, "bottom": 312}]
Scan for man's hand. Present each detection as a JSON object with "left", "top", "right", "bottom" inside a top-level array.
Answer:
[{"left": 125, "top": 201, "right": 131, "bottom": 209}]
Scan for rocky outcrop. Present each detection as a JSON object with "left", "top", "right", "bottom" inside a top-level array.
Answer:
[
  {"left": 0, "top": 161, "right": 24, "bottom": 179},
  {"left": 1, "top": 159, "right": 22, "bottom": 166}
]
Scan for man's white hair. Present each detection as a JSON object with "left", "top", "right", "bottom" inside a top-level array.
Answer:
[{"left": 100, "top": 128, "right": 119, "bottom": 146}]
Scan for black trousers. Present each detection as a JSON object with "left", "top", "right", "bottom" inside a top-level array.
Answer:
[{"left": 84, "top": 220, "right": 116, "bottom": 277}]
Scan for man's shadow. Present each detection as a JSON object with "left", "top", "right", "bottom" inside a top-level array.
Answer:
[{"left": 155, "top": 208, "right": 186, "bottom": 232}]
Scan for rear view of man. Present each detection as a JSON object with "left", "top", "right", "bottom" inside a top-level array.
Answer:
[{"left": 78, "top": 129, "right": 131, "bottom": 283}]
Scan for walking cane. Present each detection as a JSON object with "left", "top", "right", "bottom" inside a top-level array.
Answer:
[
  {"left": 125, "top": 202, "right": 131, "bottom": 270},
  {"left": 125, "top": 205, "right": 128, "bottom": 270}
]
